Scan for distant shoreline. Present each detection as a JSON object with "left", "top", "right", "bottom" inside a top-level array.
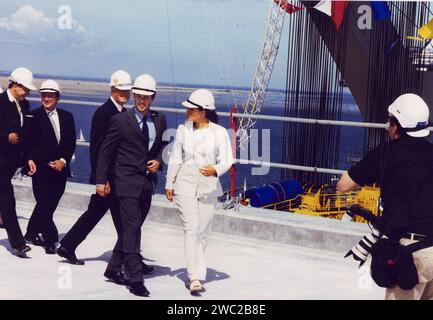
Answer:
[
  {"left": 0, "top": 72, "right": 296, "bottom": 95},
  {"left": 0, "top": 75, "right": 259, "bottom": 98},
  {"left": 0, "top": 75, "right": 352, "bottom": 97}
]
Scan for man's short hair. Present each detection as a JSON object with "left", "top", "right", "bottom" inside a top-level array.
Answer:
[
  {"left": 389, "top": 116, "right": 408, "bottom": 137},
  {"left": 8, "top": 81, "right": 17, "bottom": 89}
]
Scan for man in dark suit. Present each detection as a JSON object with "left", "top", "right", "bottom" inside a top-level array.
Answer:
[
  {"left": 96, "top": 74, "right": 167, "bottom": 297},
  {"left": 57, "top": 70, "right": 133, "bottom": 269},
  {"left": 0, "top": 67, "right": 36, "bottom": 257},
  {"left": 24, "top": 80, "right": 76, "bottom": 254}
]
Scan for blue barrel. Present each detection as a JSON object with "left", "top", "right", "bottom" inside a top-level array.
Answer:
[
  {"left": 269, "top": 182, "right": 285, "bottom": 201},
  {"left": 279, "top": 180, "right": 304, "bottom": 199},
  {"left": 246, "top": 179, "right": 303, "bottom": 208}
]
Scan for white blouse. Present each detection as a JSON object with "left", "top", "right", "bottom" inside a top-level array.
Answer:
[{"left": 166, "top": 121, "right": 234, "bottom": 198}]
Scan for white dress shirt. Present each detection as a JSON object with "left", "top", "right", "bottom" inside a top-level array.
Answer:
[
  {"left": 133, "top": 107, "right": 156, "bottom": 150},
  {"left": 110, "top": 96, "right": 124, "bottom": 113},
  {"left": 7, "top": 89, "right": 23, "bottom": 127},
  {"left": 166, "top": 121, "right": 234, "bottom": 198},
  {"left": 46, "top": 109, "right": 61, "bottom": 143},
  {"left": 45, "top": 108, "right": 66, "bottom": 165}
]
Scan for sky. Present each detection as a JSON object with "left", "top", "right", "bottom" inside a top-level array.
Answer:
[{"left": 0, "top": 0, "right": 291, "bottom": 89}]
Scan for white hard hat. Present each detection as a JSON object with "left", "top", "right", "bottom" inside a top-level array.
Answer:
[
  {"left": 388, "top": 93, "right": 430, "bottom": 137},
  {"left": 9, "top": 67, "right": 36, "bottom": 91},
  {"left": 39, "top": 79, "right": 60, "bottom": 94},
  {"left": 182, "top": 89, "right": 215, "bottom": 110},
  {"left": 132, "top": 74, "right": 157, "bottom": 96},
  {"left": 110, "top": 70, "right": 132, "bottom": 90}
]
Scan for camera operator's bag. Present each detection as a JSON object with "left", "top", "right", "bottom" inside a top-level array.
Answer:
[{"left": 370, "top": 238, "right": 433, "bottom": 290}]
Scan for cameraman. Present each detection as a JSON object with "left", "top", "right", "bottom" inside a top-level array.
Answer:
[{"left": 337, "top": 93, "right": 433, "bottom": 300}]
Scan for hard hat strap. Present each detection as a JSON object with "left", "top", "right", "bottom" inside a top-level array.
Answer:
[
  {"left": 132, "top": 87, "right": 156, "bottom": 94},
  {"left": 403, "top": 121, "right": 429, "bottom": 132},
  {"left": 39, "top": 88, "right": 59, "bottom": 92},
  {"left": 186, "top": 99, "right": 204, "bottom": 109}
]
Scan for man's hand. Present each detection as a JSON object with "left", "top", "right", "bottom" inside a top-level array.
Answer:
[
  {"left": 199, "top": 165, "right": 217, "bottom": 177},
  {"left": 8, "top": 133, "right": 19, "bottom": 144},
  {"left": 147, "top": 160, "right": 160, "bottom": 174},
  {"left": 165, "top": 189, "right": 174, "bottom": 202},
  {"left": 96, "top": 181, "right": 110, "bottom": 197},
  {"left": 49, "top": 160, "right": 65, "bottom": 172},
  {"left": 28, "top": 160, "right": 37, "bottom": 176}
]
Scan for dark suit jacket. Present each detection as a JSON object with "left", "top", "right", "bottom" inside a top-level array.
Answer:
[
  {"left": 0, "top": 91, "right": 30, "bottom": 167},
  {"left": 24, "top": 106, "right": 76, "bottom": 177},
  {"left": 96, "top": 108, "right": 167, "bottom": 198},
  {"left": 89, "top": 98, "right": 124, "bottom": 184}
]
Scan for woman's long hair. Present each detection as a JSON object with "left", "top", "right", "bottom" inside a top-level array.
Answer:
[{"left": 204, "top": 109, "right": 219, "bottom": 124}]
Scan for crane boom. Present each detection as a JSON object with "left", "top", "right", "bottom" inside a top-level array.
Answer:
[{"left": 238, "top": 0, "right": 288, "bottom": 148}]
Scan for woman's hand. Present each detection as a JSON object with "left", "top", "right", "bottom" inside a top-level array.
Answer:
[
  {"left": 165, "top": 189, "right": 174, "bottom": 202},
  {"left": 199, "top": 165, "right": 217, "bottom": 177}
]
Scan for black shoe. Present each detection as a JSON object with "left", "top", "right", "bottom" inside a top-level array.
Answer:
[
  {"left": 129, "top": 282, "right": 150, "bottom": 297},
  {"left": 57, "top": 245, "right": 85, "bottom": 265},
  {"left": 104, "top": 270, "right": 127, "bottom": 286},
  {"left": 141, "top": 261, "right": 154, "bottom": 274},
  {"left": 45, "top": 243, "right": 56, "bottom": 254},
  {"left": 15, "top": 245, "right": 31, "bottom": 258},
  {"left": 24, "top": 234, "right": 46, "bottom": 247},
  {"left": 0, "top": 223, "right": 4, "bottom": 229}
]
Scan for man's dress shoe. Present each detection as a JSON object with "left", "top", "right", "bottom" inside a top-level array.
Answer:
[
  {"left": 45, "top": 243, "right": 56, "bottom": 254},
  {"left": 15, "top": 245, "right": 31, "bottom": 258},
  {"left": 129, "top": 282, "right": 150, "bottom": 297},
  {"left": 24, "top": 234, "right": 45, "bottom": 247},
  {"left": 104, "top": 270, "right": 127, "bottom": 285},
  {"left": 57, "top": 245, "right": 85, "bottom": 265}
]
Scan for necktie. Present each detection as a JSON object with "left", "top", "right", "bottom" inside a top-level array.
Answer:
[
  {"left": 141, "top": 118, "right": 149, "bottom": 150},
  {"left": 49, "top": 111, "right": 61, "bottom": 144},
  {"left": 15, "top": 101, "right": 23, "bottom": 127}
]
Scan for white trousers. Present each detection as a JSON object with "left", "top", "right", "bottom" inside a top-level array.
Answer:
[{"left": 174, "top": 195, "right": 217, "bottom": 282}]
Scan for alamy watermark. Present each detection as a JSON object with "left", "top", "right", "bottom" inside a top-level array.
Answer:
[
  {"left": 357, "top": 5, "right": 373, "bottom": 30},
  {"left": 57, "top": 265, "right": 72, "bottom": 290},
  {"left": 162, "top": 125, "right": 271, "bottom": 176},
  {"left": 357, "top": 263, "right": 373, "bottom": 290},
  {"left": 57, "top": 5, "right": 73, "bottom": 30}
]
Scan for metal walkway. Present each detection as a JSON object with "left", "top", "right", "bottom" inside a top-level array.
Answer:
[{"left": 0, "top": 201, "right": 384, "bottom": 300}]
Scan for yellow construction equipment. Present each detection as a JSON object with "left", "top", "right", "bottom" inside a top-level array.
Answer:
[{"left": 261, "top": 184, "right": 381, "bottom": 223}]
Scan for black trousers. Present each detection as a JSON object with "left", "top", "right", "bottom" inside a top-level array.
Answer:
[
  {"left": 107, "top": 193, "right": 152, "bottom": 284},
  {"left": 60, "top": 193, "right": 122, "bottom": 253},
  {"left": 0, "top": 164, "right": 25, "bottom": 249},
  {"left": 26, "top": 167, "right": 67, "bottom": 244}
]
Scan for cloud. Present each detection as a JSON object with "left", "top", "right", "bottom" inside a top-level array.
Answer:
[
  {"left": 0, "top": 5, "right": 96, "bottom": 48},
  {"left": 0, "top": 5, "right": 54, "bottom": 33}
]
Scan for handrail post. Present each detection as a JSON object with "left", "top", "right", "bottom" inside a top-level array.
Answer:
[{"left": 229, "top": 106, "right": 238, "bottom": 199}]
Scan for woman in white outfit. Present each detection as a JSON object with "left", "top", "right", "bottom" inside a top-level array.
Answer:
[{"left": 165, "top": 89, "right": 234, "bottom": 293}]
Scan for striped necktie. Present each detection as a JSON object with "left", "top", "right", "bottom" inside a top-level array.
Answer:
[{"left": 15, "top": 100, "right": 23, "bottom": 127}]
